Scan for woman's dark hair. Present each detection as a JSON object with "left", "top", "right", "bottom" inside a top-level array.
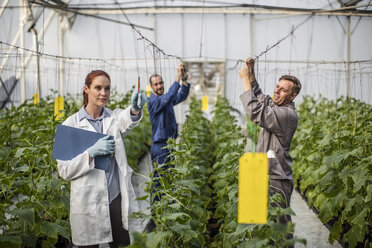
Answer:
[{"left": 83, "top": 70, "right": 110, "bottom": 105}]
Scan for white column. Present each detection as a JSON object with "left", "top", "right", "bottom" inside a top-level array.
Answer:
[
  {"left": 19, "top": 0, "right": 26, "bottom": 103},
  {"left": 58, "top": 14, "right": 64, "bottom": 96}
]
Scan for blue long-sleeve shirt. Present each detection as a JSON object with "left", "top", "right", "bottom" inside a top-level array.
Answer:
[{"left": 147, "top": 81, "right": 190, "bottom": 143}]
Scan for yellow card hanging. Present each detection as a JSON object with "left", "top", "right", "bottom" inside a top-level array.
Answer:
[
  {"left": 54, "top": 96, "right": 64, "bottom": 120},
  {"left": 202, "top": 96, "right": 208, "bottom": 111},
  {"left": 238, "top": 153, "right": 268, "bottom": 224},
  {"left": 33, "top": 93, "right": 39, "bottom": 105},
  {"left": 146, "top": 85, "right": 151, "bottom": 97}
]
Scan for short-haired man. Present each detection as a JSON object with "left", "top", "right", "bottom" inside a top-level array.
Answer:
[
  {"left": 147, "top": 63, "right": 190, "bottom": 177},
  {"left": 239, "top": 58, "right": 301, "bottom": 228}
]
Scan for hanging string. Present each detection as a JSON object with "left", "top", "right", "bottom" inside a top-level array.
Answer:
[
  {"left": 78, "top": 58, "right": 82, "bottom": 101},
  {"left": 131, "top": 27, "right": 140, "bottom": 77},
  {"left": 229, "top": 14, "right": 314, "bottom": 71},
  {"left": 112, "top": 0, "right": 181, "bottom": 62},
  {"left": 352, "top": 62, "right": 356, "bottom": 99},
  {"left": 143, "top": 39, "right": 149, "bottom": 77},
  {"left": 67, "top": 58, "right": 71, "bottom": 95},
  {"left": 254, "top": 15, "right": 314, "bottom": 61},
  {"left": 55, "top": 55, "right": 58, "bottom": 96},
  {"left": 152, "top": 46, "right": 157, "bottom": 75},
  {"left": 159, "top": 52, "right": 163, "bottom": 82},
  {"left": 289, "top": 27, "right": 294, "bottom": 75},
  {"left": 12, "top": 48, "right": 19, "bottom": 106},
  {"left": 264, "top": 49, "right": 267, "bottom": 85},
  {"left": 358, "top": 62, "right": 362, "bottom": 101}
]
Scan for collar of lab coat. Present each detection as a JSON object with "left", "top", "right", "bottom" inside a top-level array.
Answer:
[{"left": 77, "top": 106, "right": 114, "bottom": 134}]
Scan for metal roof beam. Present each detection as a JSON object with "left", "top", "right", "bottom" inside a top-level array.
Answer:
[{"left": 73, "top": 5, "right": 372, "bottom": 17}]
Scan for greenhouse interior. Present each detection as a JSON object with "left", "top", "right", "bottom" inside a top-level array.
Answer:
[{"left": 0, "top": 0, "right": 371, "bottom": 247}]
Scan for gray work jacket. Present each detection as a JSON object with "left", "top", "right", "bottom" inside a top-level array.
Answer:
[{"left": 240, "top": 80, "right": 298, "bottom": 180}]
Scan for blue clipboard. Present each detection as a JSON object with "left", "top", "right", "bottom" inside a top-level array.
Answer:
[{"left": 52, "top": 124, "right": 114, "bottom": 171}]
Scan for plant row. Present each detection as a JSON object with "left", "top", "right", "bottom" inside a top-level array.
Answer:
[
  {"left": 291, "top": 96, "right": 372, "bottom": 248},
  {"left": 129, "top": 96, "right": 214, "bottom": 247},
  {"left": 209, "top": 97, "right": 301, "bottom": 248},
  {"left": 130, "top": 96, "right": 302, "bottom": 247}
]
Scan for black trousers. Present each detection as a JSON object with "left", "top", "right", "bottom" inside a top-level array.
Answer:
[
  {"left": 269, "top": 178, "right": 294, "bottom": 246},
  {"left": 78, "top": 194, "right": 130, "bottom": 248},
  {"left": 269, "top": 179, "right": 293, "bottom": 224}
]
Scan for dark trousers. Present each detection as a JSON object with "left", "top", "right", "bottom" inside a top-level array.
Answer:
[
  {"left": 78, "top": 194, "right": 130, "bottom": 248},
  {"left": 150, "top": 143, "right": 171, "bottom": 202},
  {"left": 150, "top": 142, "right": 171, "bottom": 171},
  {"left": 269, "top": 178, "right": 294, "bottom": 245},
  {"left": 269, "top": 179, "right": 293, "bottom": 223}
]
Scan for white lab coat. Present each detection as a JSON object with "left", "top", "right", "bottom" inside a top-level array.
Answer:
[{"left": 57, "top": 106, "right": 142, "bottom": 246}]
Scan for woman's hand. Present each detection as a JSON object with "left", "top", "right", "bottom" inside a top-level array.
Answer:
[
  {"left": 87, "top": 136, "right": 115, "bottom": 158},
  {"left": 131, "top": 91, "right": 147, "bottom": 114}
]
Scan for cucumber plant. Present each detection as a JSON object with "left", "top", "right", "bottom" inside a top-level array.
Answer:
[{"left": 292, "top": 96, "right": 372, "bottom": 248}]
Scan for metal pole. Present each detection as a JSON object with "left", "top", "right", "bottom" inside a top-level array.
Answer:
[
  {"left": 153, "top": 13, "right": 157, "bottom": 73},
  {"left": 0, "top": 0, "right": 10, "bottom": 17},
  {"left": 31, "top": 27, "right": 41, "bottom": 96},
  {"left": 19, "top": 0, "right": 26, "bottom": 103},
  {"left": 0, "top": 31, "right": 20, "bottom": 74},
  {"left": 224, "top": 13, "right": 227, "bottom": 59},
  {"left": 1, "top": 5, "right": 55, "bottom": 76},
  {"left": 181, "top": 13, "right": 184, "bottom": 58},
  {"left": 58, "top": 14, "right": 64, "bottom": 96},
  {"left": 250, "top": 0, "right": 255, "bottom": 56},
  {"left": 346, "top": 16, "right": 351, "bottom": 97}
]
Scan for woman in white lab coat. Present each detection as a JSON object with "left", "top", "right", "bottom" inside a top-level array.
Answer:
[{"left": 57, "top": 70, "right": 147, "bottom": 248}]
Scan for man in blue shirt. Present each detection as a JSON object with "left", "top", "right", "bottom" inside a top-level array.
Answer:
[{"left": 147, "top": 63, "right": 190, "bottom": 167}]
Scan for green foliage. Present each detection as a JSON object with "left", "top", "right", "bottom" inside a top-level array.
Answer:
[
  {"left": 292, "top": 96, "right": 372, "bottom": 248},
  {"left": 130, "top": 96, "right": 303, "bottom": 247},
  {"left": 0, "top": 97, "right": 70, "bottom": 247},
  {"left": 245, "top": 116, "right": 260, "bottom": 151},
  {"left": 0, "top": 89, "right": 151, "bottom": 247},
  {"left": 129, "top": 96, "right": 214, "bottom": 247},
  {"left": 209, "top": 97, "right": 302, "bottom": 248}
]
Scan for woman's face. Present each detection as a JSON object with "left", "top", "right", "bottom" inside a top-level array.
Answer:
[{"left": 84, "top": 75, "right": 111, "bottom": 107}]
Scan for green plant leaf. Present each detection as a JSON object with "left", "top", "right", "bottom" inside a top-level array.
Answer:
[
  {"left": 161, "top": 212, "right": 189, "bottom": 221},
  {"left": 237, "top": 238, "right": 269, "bottom": 248},
  {"left": 343, "top": 225, "right": 364, "bottom": 248},
  {"left": 10, "top": 208, "right": 35, "bottom": 226},
  {"left": 366, "top": 184, "right": 372, "bottom": 202},
  {"left": 329, "top": 220, "right": 342, "bottom": 243},
  {"left": 145, "top": 231, "right": 172, "bottom": 248},
  {"left": 0, "top": 235, "right": 22, "bottom": 248},
  {"left": 40, "top": 221, "right": 70, "bottom": 239},
  {"left": 350, "top": 208, "right": 368, "bottom": 228}
]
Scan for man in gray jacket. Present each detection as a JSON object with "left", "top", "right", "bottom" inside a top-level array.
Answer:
[{"left": 239, "top": 57, "right": 301, "bottom": 226}]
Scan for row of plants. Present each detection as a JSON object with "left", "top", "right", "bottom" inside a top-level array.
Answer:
[
  {"left": 291, "top": 96, "right": 372, "bottom": 248},
  {"left": 129, "top": 96, "right": 215, "bottom": 247},
  {"left": 209, "top": 97, "right": 301, "bottom": 248},
  {"left": 0, "top": 88, "right": 151, "bottom": 248},
  {"left": 130, "top": 96, "right": 302, "bottom": 247}
]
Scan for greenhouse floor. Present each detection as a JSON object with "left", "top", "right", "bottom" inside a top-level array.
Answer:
[{"left": 292, "top": 190, "right": 343, "bottom": 248}]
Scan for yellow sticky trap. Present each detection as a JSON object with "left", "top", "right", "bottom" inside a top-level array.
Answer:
[
  {"left": 33, "top": 93, "right": 39, "bottom": 105},
  {"left": 146, "top": 85, "right": 151, "bottom": 97},
  {"left": 238, "top": 153, "right": 268, "bottom": 224},
  {"left": 54, "top": 96, "right": 64, "bottom": 120},
  {"left": 202, "top": 96, "right": 208, "bottom": 111}
]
